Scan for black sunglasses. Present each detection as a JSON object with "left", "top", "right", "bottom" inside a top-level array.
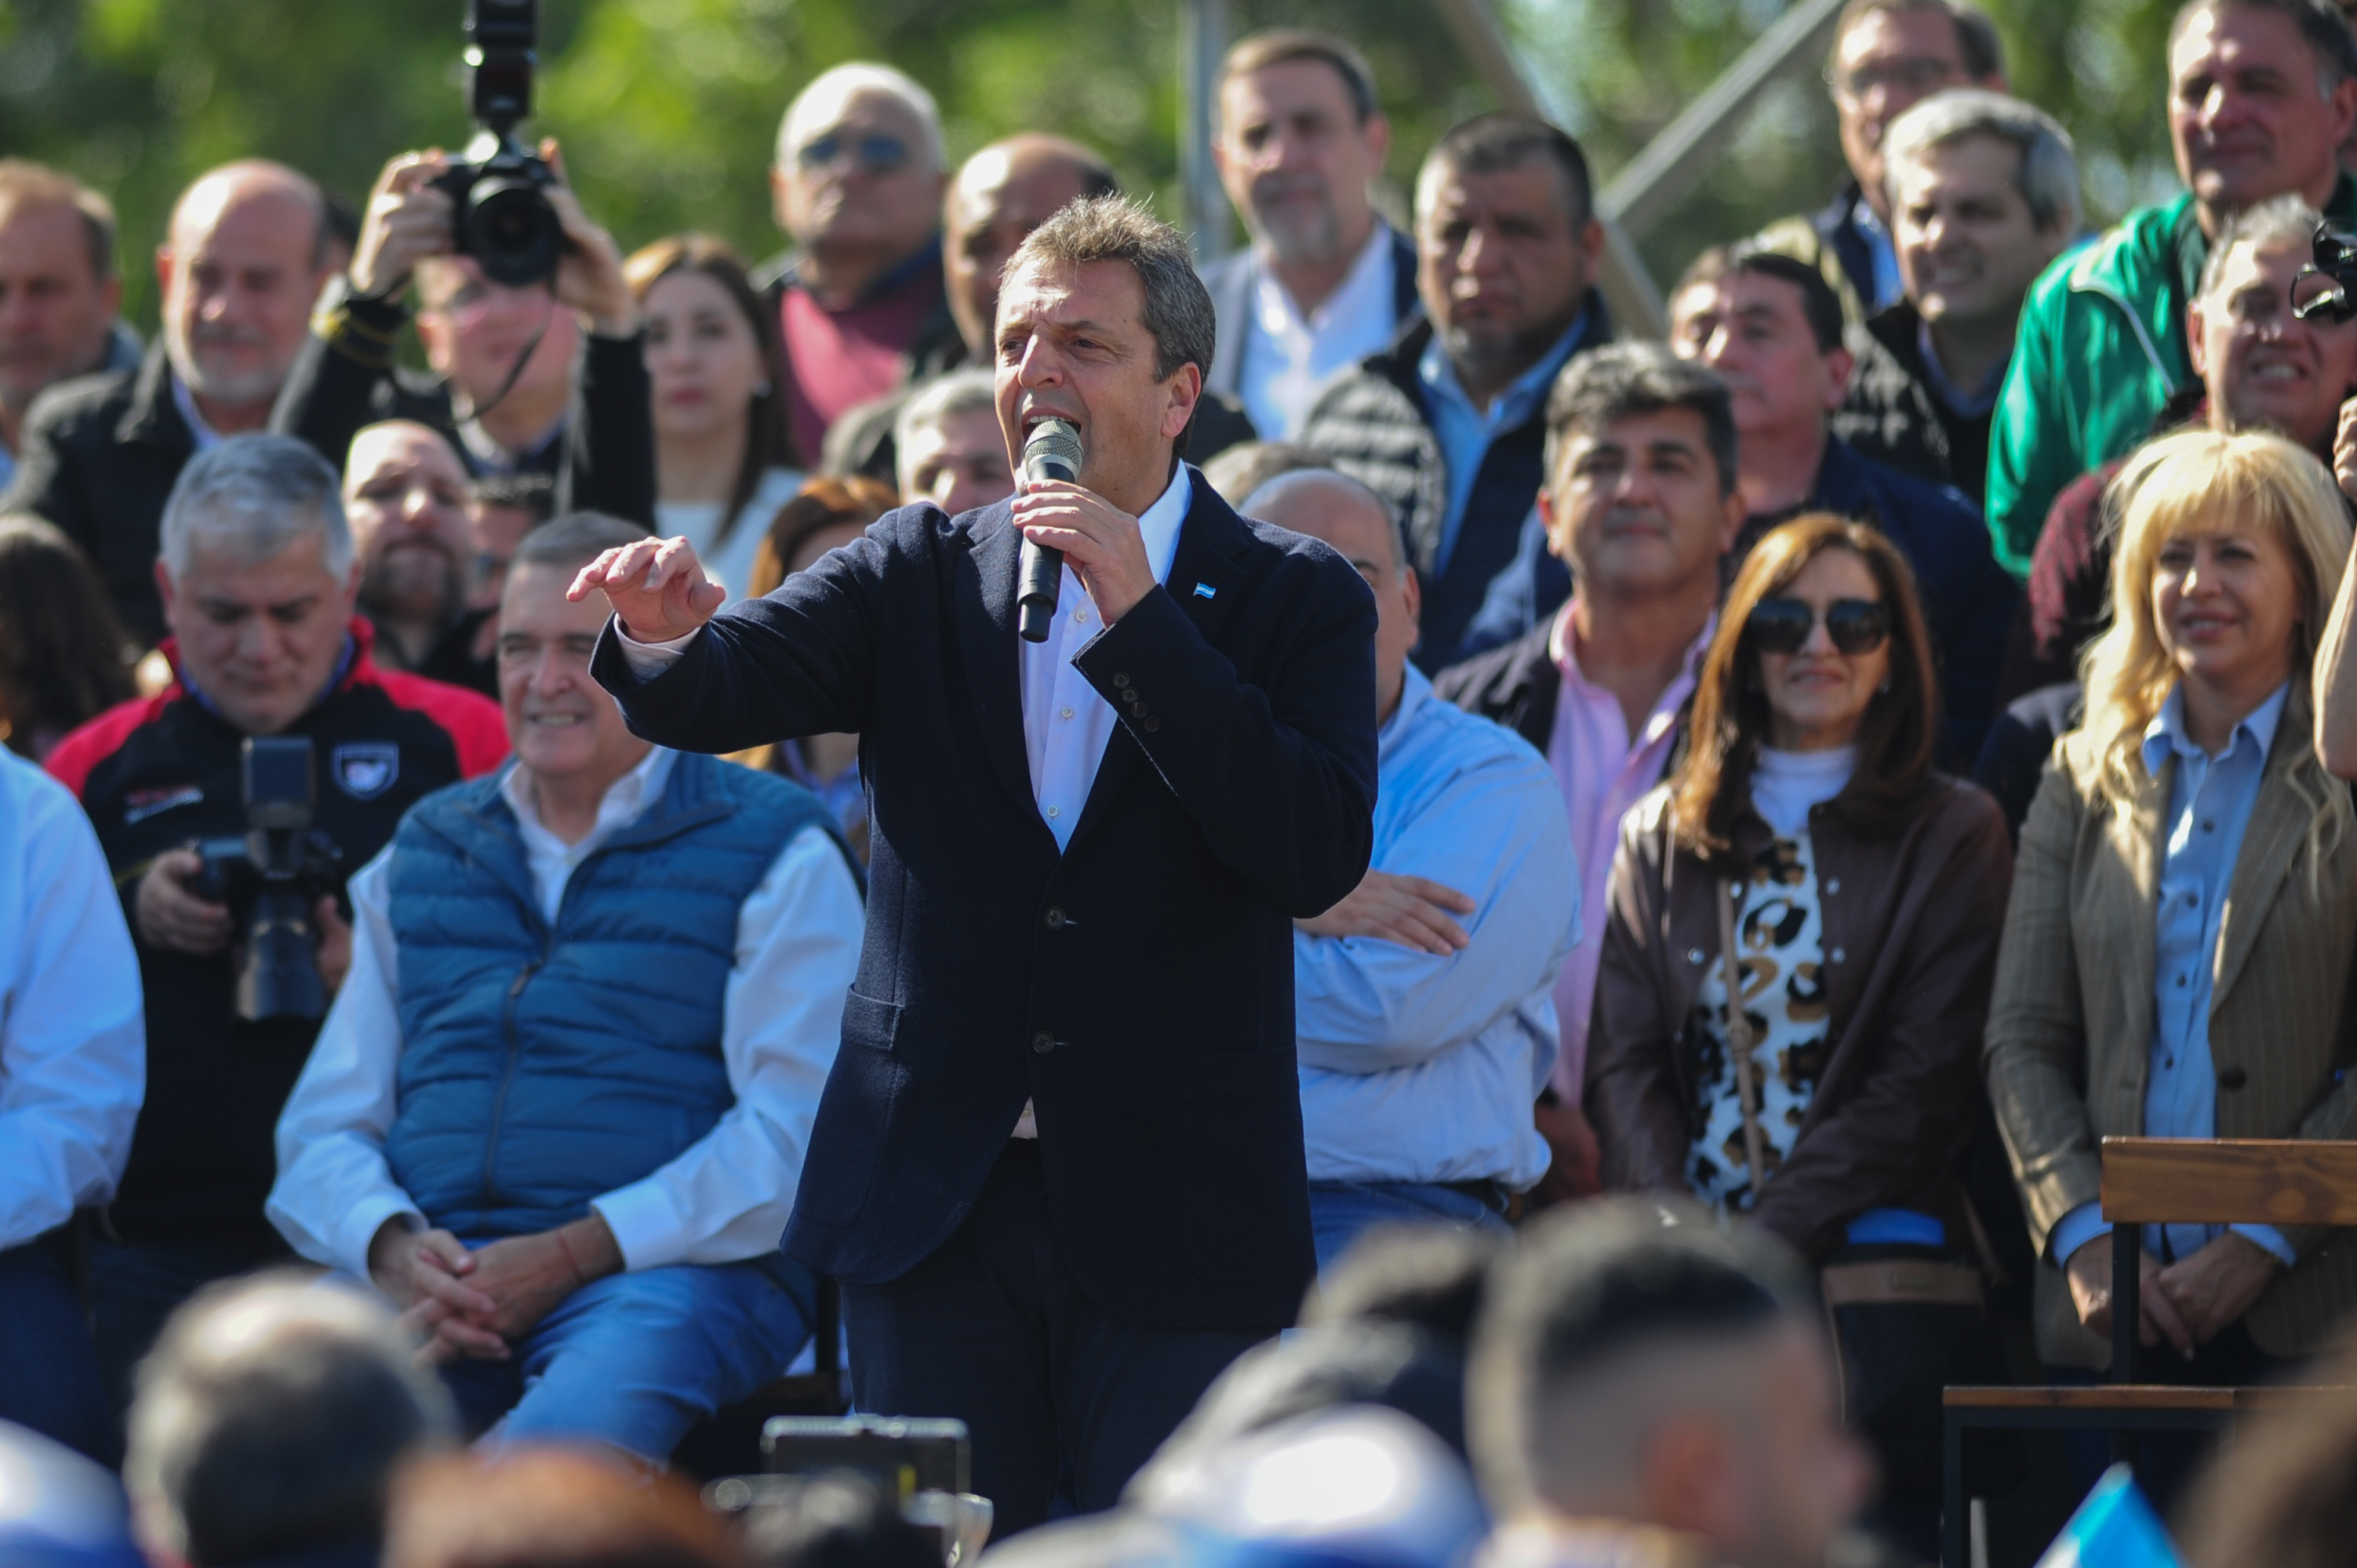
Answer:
[
  {"left": 1746, "top": 596, "right": 1891, "bottom": 656},
  {"left": 796, "top": 132, "right": 913, "bottom": 175}
]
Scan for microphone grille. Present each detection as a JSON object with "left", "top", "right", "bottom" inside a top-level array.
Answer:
[{"left": 1027, "top": 417, "right": 1085, "bottom": 471}]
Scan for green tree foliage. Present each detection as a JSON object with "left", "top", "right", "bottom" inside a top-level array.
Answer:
[{"left": 0, "top": 0, "right": 2186, "bottom": 337}]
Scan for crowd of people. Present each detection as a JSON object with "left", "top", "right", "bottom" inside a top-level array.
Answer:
[{"left": 6, "top": 0, "right": 2357, "bottom": 1563}]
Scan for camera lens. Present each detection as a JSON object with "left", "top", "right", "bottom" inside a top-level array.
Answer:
[{"left": 464, "top": 178, "right": 562, "bottom": 287}]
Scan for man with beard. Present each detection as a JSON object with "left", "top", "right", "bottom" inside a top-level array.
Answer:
[
  {"left": 1200, "top": 31, "right": 1418, "bottom": 444},
  {"left": 6, "top": 162, "right": 340, "bottom": 646},
  {"left": 1300, "top": 115, "right": 1610, "bottom": 671},
  {"left": 343, "top": 421, "right": 476, "bottom": 673}
]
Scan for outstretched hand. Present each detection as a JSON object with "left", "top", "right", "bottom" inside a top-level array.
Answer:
[{"left": 569, "top": 536, "right": 725, "bottom": 643}]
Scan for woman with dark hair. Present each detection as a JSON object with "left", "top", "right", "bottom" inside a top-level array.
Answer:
[
  {"left": 1588, "top": 512, "right": 2013, "bottom": 1554},
  {"left": 733, "top": 476, "right": 900, "bottom": 863},
  {"left": 625, "top": 235, "right": 804, "bottom": 602},
  {"left": 0, "top": 515, "right": 133, "bottom": 761}
]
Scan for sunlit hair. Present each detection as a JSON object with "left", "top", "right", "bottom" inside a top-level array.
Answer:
[
  {"left": 2079, "top": 427, "right": 2351, "bottom": 873},
  {"left": 624, "top": 232, "right": 802, "bottom": 498},
  {"left": 748, "top": 475, "right": 899, "bottom": 599},
  {"left": 1668, "top": 514, "right": 1939, "bottom": 857}
]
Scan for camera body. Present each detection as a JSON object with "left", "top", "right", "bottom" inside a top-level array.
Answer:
[
  {"left": 430, "top": 0, "right": 565, "bottom": 289},
  {"left": 2292, "top": 220, "right": 2357, "bottom": 323},
  {"left": 188, "top": 737, "right": 345, "bottom": 1024}
]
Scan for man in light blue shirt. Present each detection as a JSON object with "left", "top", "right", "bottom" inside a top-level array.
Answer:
[
  {"left": 2046, "top": 682, "right": 2298, "bottom": 1294},
  {"left": 1251, "top": 469, "right": 1578, "bottom": 1271}
]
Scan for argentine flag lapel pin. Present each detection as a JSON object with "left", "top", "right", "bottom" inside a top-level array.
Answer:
[{"left": 1193, "top": 582, "right": 1217, "bottom": 599}]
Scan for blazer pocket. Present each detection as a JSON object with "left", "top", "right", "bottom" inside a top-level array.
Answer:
[
  {"left": 1180, "top": 1047, "right": 1306, "bottom": 1285},
  {"left": 797, "top": 991, "right": 905, "bottom": 1228}
]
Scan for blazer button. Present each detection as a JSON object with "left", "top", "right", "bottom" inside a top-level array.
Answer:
[
  {"left": 1031, "top": 1031, "right": 1055, "bottom": 1055},
  {"left": 1144, "top": 717, "right": 1162, "bottom": 732},
  {"left": 1044, "top": 907, "right": 1066, "bottom": 930},
  {"left": 1113, "top": 673, "right": 1131, "bottom": 689},
  {"left": 1830, "top": 947, "right": 1847, "bottom": 964},
  {"left": 1825, "top": 879, "right": 1841, "bottom": 895},
  {"left": 1687, "top": 948, "right": 1704, "bottom": 966},
  {"left": 2217, "top": 1064, "right": 2249, "bottom": 1091}
]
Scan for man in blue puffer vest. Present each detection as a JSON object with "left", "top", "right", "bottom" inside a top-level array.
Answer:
[{"left": 267, "top": 511, "right": 864, "bottom": 1460}]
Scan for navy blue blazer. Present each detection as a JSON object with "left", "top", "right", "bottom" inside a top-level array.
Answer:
[{"left": 591, "top": 470, "right": 1379, "bottom": 1331}]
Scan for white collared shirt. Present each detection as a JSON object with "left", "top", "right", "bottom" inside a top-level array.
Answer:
[
  {"left": 1237, "top": 224, "right": 1400, "bottom": 441},
  {"left": 267, "top": 748, "right": 866, "bottom": 1275},
  {"left": 1020, "top": 464, "right": 1191, "bottom": 850}
]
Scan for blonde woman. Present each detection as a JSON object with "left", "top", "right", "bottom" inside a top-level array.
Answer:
[{"left": 1987, "top": 429, "right": 2357, "bottom": 1407}]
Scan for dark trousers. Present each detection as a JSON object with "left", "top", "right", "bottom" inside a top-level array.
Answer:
[
  {"left": 0, "top": 1231, "right": 115, "bottom": 1465},
  {"left": 86, "top": 1234, "right": 280, "bottom": 1417},
  {"left": 2054, "top": 1321, "right": 2287, "bottom": 1516},
  {"left": 840, "top": 1141, "right": 1272, "bottom": 1535}
]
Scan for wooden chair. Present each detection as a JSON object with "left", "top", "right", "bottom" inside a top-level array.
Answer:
[{"left": 1938, "top": 1138, "right": 2357, "bottom": 1568}]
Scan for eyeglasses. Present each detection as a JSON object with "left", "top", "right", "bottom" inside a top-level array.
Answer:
[
  {"left": 1824, "top": 57, "right": 1962, "bottom": 103},
  {"left": 795, "top": 132, "right": 914, "bottom": 175},
  {"left": 1745, "top": 596, "right": 1892, "bottom": 656}
]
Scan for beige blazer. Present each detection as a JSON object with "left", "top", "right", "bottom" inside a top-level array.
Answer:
[{"left": 1984, "top": 686, "right": 2357, "bottom": 1369}]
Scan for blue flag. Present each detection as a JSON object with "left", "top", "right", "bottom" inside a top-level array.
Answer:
[{"left": 2032, "top": 1464, "right": 2181, "bottom": 1568}]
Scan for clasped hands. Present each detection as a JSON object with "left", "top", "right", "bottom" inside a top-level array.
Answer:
[
  {"left": 2064, "top": 1228, "right": 2283, "bottom": 1359},
  {"left": 367, "top": 1213, "right": 621, "bottom": 1366},
  {"left": 567, "top": 479, "right": 1159, "bottom": 639}
]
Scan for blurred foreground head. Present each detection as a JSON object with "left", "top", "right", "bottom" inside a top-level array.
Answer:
[
  {"left": 125, "top": 1271, "right": 456, "bottom": 1568},
  {"left": 385, "top": 1450, "right": 740, "bottom": 1568},
  {"left": 2178, "top": 1338, "right": 2357, "bottom": 1568},
  {"left": 1468, "top": 1199, "right": 1872, "bottom": 1568}
]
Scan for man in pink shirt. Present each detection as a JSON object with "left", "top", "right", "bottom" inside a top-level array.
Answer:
[
  {"left": 758, "top": 64, "right": 960, "bottom": 465},
  {"left": 1435, "top": 344, "right": 1742, "bottom": 1202}
]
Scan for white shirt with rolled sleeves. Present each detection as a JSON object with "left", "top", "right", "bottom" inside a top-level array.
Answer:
[
  {"left": 0, "top": 750, "right": 144, "bottom": 1250},
  {"left": 616, "top": 470, "right": 1195, "bottom": 1140},
  {"left": 266, "top": 746, "right": 865, "bottom": 1276}
]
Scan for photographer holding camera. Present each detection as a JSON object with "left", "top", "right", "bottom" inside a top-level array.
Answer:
[
  {"left": 272, "top": 136, "right": 655, "bottom": 529},
  {"left": 45, "top": 434, "right": 507, "bottom": 1410}
]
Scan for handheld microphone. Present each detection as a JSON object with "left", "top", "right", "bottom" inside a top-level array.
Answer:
[{"left": 1017, "top": 417, "right": 1085, "bottom": 644}]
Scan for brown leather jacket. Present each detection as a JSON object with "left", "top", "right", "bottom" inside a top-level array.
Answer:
[{"left": 1586, "top": 774, "right": 2014, "bottom": 1261}]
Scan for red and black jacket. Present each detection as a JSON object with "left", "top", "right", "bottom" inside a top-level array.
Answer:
[{"left": 48, "top": 620, "right": 507, "bottom": 1254}]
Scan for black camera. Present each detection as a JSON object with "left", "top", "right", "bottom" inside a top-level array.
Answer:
[
  {"left": 429, "top": 0, "right": 566, "bottom": 288},
  {"left": 2291, "top": 220, "right": 2357, "bottom": 323},
  {"left": 188, "top": 737, "right": 345, "bottom": 1024}
]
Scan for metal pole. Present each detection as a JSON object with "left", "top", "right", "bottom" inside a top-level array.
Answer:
[
  {"left": 1428, "top": 0, "right": 1665, "bottom": 337},
  {"left": 1179, "top": 0, "right": 1231, "bottom": 264}
]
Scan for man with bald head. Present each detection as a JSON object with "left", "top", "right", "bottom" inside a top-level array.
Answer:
[
  {"left": 7, "top": 160, "right": 336, "bottom": 643},
  {"left": 1249, "top": 467, "right": 1577, "bottom": 1271},
  {"left": 761, "top": 64, "right": 960, "bottom": 466},
  {"left": 820, "top": 132, "right": 1117, "bottom": 480}
]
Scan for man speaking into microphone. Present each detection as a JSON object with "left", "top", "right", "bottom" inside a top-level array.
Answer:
[{"left": 572, "top": 195, "right": 1377, "bottom": 1526}]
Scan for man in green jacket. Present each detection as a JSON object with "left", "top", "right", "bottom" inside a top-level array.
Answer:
[{"left": 1985, "top": 0, "right": 2357, "bottom": 577}]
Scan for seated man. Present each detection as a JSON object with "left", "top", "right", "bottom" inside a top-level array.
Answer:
[
  {"left": 268, "top": 512, "right": 864, "bottom": 1460},
  {"left": 1832, "top": 89, "right": 2078, "bottom": 505},
  {"left": 124, "top": 1274, "right": 455, "bottom": 1568},
  {"left": 0, "top": 744, "right": 143, "bottom": 1464},
  {"left": 1669, "top": 244, "right": 2016, "bottom": 762},
  {"left": 1468, "top": 1200, "right": 1872, "bottom": 1568},
  {"left": 274, "top": 148, "right": 653, "bottom": 526},
  {"left": 342, "top": 421, "right": 476, "bottom": 673},
  {"left": 1250, "top": 469, "right": 1576, "bottom": 1269}
]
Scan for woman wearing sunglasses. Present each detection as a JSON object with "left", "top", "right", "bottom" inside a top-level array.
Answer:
[
  {"left": 1988, "top": 430, "right": 2357, "bottom": 1430},
  {"left": 1588, "top": 511, "right": 2012, "bottom": 1554}
]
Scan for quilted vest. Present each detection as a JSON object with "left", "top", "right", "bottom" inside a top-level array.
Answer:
[{"left": 383, "top": 751, "right": 848, "bottom": 1239}]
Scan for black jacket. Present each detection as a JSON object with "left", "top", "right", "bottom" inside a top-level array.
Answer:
[
  {"left": 4, "top": 344, "right": 198, "bottom": 646},
  {"left": 593, "top": 471, "right": 1377, "bottom": 1330},
  {"left": 270, "top": 290, "right": 657, "bottom": 526},
  {"left": 1428, "top": 620, "right": 1559, "bottom": 754},
  {"left": 1831, "top": 299, "right": 1996, "bottom": 507},
  {"left": 1297, "top": 306, "right": 1610, "bottom": 673},
  {"left": 46, "top": 624, "right": 507, "bottom": 1253}
]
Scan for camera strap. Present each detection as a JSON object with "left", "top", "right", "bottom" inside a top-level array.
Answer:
[{"left": 450, "top": 284, "right": 558, "bottom": 428}]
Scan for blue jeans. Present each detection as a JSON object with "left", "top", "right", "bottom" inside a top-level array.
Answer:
[
  {"left": 1307, "top": 1181, "right": 1510, "bottom": 1275},
  {"left": 0, "top": 1233, "right": 115, "bottom": 1466},
  {"left": 438, "top": 1257, "right": 817, "bottom": 1463}
]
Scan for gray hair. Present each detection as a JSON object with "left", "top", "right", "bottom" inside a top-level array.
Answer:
[
  {"left": 1880, "top": 89, "right": 2080, "bottom": 235},
  {"left": 125, "top": 1271, "right": 455, "bottom": 1568},
  {"left": 1007, "top": 195, "right": 1217, "bottom": 387},
  {"left": 778, "top": 62, "right": 945, "bottom": 173},
  {"left": 2199, "top": 193, "right": 2326, "bottom": 304},
  {"left": 159, "top": 435, "right": 353, "bottom": 580},
  {"left": 511, "top": 511, "right": 651, "bottom": 577},
  {"left": 1544, "top": 343, "right": 1740, "bottom": 498},
  {"left": 893, "top": 368, "right": 1000, "bottom": 491}
]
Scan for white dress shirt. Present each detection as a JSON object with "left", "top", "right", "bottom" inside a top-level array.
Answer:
[
  {"left": 267, "top": 747, "right": 865, "bottom": 1277},
  {"left": 1237, "top": 224, "right": 1401, "bottom": 442},
  {"left": 0, "top": 751, "right": 144, "bottom": 1250}
]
